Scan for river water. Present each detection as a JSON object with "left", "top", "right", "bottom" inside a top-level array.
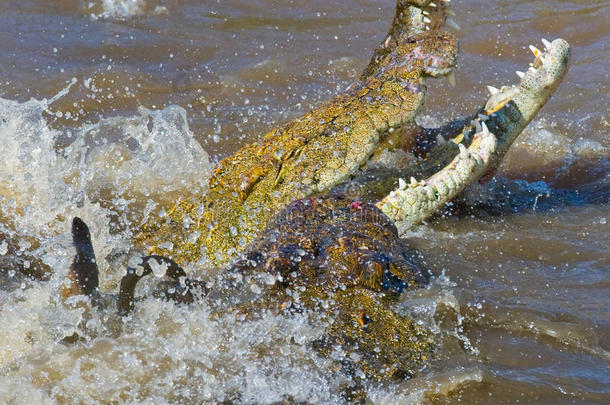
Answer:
[{"left": 0, "top": 0, "right": 608, "bottom": 404}]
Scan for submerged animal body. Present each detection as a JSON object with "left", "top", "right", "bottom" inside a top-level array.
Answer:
[{"left": 62, "top": 0, "right": 571, "bottom": 397}]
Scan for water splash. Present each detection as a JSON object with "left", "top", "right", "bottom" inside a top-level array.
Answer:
[
  {"left": 0, "top": 82, "right": 210, "bottom": 287},
  {"left": 86, "top": 0, "right": 168, "bottom": 20}
]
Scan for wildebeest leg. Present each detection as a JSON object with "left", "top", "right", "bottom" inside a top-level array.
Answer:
[
  {"left": 117, "top": 255, "right": 207, "bottom": 316},
  {"left": 66, "top": 217, "right": 205, "bottom": 316},
  {"left": 61, "top": 217, "right": 100, "bottom": 302}
]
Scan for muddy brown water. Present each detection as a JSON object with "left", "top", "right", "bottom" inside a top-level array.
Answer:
[{"left": 0, "top": 1, "right": 608, "bottom": 404}]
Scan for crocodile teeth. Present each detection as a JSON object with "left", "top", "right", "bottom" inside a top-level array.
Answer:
[
  {"left": 459, "top": 143, "right": 469, "bottom": 158},
  {"left": 542, "top": 38, "right": 552, "bottom": 51},
  {"left": 487, "top": 85, "right": 500, "bottom": 96},
  {"left": 384, "top": 35, "right": 391, "bottom": 48},
  {"left": 528, "top": 66, "right": 537, "bottom": 73},
  {"left": 398, "top": 178, "right": 407, "bottom": 190},
  {"left": 446, "top": 18, "right": 461, "bottom": 31},
  {"left": 516, "top": 70, "right": 525, "bottom": 79},
  {"left": 423, "top": 17, "right": 432, "bottom": 24},
  {"left": 410, "top": 177, "right": 418, "bottom": 186},
  {"left": 447, "top": 70, "right": 456, "bottom": 87},
  {"left": 430, "top": 2, "right": 437, "bottom": 7},
  {"left": 423, "top": 10, "right": 430, "bottom": 16},
  {"left": 436, "top": 134, "right": 446, "bottom": 145},
  {"left": 481, "top": 121, "right": 490, "bottom": 136},
  {"left": 529, "top": 45, "right": 542, "bottom": 57}
]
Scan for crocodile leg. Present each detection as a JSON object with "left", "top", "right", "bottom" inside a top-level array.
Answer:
[{"left": 377, "top": 38, "right": 571, "bottom": 227}]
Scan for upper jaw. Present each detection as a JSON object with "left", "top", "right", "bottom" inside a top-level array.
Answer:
[
  {"left": 476, "top": 38, "right": 571, "bottom": 162},
  {"left": 511, "top": 38, "right": 570, "bottom": 123},
  {"left": 485, "top": 38, "right": 570, "bottom": 122}
]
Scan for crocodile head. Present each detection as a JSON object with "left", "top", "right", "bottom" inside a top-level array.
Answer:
[
  {"left": 385, "top": 31, "right": 458, "bottom": 78},
  {"left": 378, "top": 38, "right": 571, "bottom": 227}
]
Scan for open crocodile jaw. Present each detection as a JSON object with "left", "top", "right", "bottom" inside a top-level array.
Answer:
[
  {"left": 485, "top": 38, "right": 570, "bottom": 163},
  {"left": 378, "top": 38, "right": 571, "bottom": 228}
]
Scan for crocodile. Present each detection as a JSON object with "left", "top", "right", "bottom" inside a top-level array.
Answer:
[
  {"left": 136, "top": 0, "right": 460, "bottom": 267},
  {"left": 64, "top": 36, "right": 571, "bottom": 393}
]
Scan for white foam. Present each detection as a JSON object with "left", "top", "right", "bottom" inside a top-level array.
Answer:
[
  {"left": 88, "top": 0, "right": 168, "bottom": 20},
  {"left": 0, "top": 83, "right": 210, "bottom": 288}
]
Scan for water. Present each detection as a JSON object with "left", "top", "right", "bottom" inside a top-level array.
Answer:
[{"left": 0, "top": 0, "right": 608, "bottom": 403}]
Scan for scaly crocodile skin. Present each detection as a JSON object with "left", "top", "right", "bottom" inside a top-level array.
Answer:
[{"left": 136, "top": 1, "right": 457, "bottom": 266}]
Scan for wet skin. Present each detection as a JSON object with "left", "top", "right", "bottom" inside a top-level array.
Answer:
[
  {"left": 62, "top": 0, "right": 571, "bottom": 394},
  {"left": 136, "top": 1, "right": 458, "bottom": 267}
]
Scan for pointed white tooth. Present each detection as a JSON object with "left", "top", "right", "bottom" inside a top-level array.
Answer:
[
  {"left": 399, "top": 178, "right": 407, "bottom": 190},
  {"left": 423, "top": 10, "right": 430, "bottom": 15},
  {"left": 516, "top": 70, "right": 525, "bottom": 79},
  {"left": 481, "top": 121, "right": 490, "bottom": 136},
  {"left": 528, "top": 66, "right": 537, "bottom": 73},
  {"left": 446, "top": 18, "right": 460, "bottom": 30},
  {"left": 436, "top": 134, "right": 446, "bottom": 144},
  {"left": 426, "top": 25, "right": 430, "bottom": 30},
  {"left": 410, "top": 177, "right": 418, "bottom": 186},
  {"left": 459, "top": 143, "right": 469, "bottom": 158},
  {"left": 542, "top": 38, "right": 552, "bottom": 51},
  {"left": 529, "top": 45, "right": 541, "bottom": 56},
  {"left": 384, "top": 35, "right": 391, "bottom": 48},
  {"left": 423, "top": 17, "right": 432, "bottom": 23},
  {"left": 487, "top": 85, "right": 500, "bottom": 96},
  {"left": 447, "top": 70, "right": 456, "bottom": 87},
  {"left": 441, "top": 0, "right": 451, "bottom": 3},
  {"left": 430, "top": 2, "right": 437, "bottom": 7}
]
